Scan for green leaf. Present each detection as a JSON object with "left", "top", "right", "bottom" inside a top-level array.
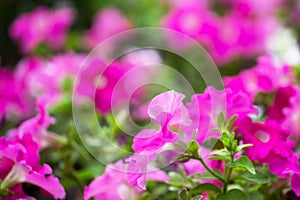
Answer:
[
  {"left": 216, "top": 189, "right": 247, "bottom": 200},
  {"left": 240, "top": 170, "right": 271, "bottom": 184},
  {"left": 189, "top": 183, "right": 222, "bottom": 196},
  {"left": 216, "top": 190, "right": 247, "bottom": 200},
  {"left": 178, "top": 188, "right": 188, "bottom": 200},
  {"left": 168, "top": 172, "right": 190, "bottom": 188},
  {"left": 227, "top": 156, "right": 256, "bottom": 175},
  {"left": 236, "top": 144, "right": 253, "bottom": 152},
  {"left": 227, "top": 115, "right": 238, "bottom": 129},
  {"left": 210, "top": 149, "right": 230, "bottom": 156},
  {"left": 190, "top": 170, "right": 223, "bottom": 180},
  {"left": 139, "top": 192, "right": 152, "bottom": 200},
  {"left": 208, "top": 155, "right": 230, "bottom": 161}
]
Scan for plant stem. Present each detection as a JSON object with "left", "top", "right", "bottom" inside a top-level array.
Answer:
[
  {"left": 195, "top": 155, "right": 226, "bottom": 184},
  {"left": 71, "top": 141, "right": 94, "bottom": 163},
  {"left": 223, "top": 153, "right": 234, "bottom": 193}
]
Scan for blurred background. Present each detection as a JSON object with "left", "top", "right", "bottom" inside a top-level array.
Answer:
[{"left": 1, "top": 0, "right": 300, "bottom": 69}]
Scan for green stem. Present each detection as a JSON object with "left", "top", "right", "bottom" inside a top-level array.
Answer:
[
  {"left": 223, "top": 153, "right": 234, "bottom": 193},
  {"left": 71, "top": 141, "right": 94, "bottom": 163},
  {"left": 195, "top": 156, "right": 226, "bottom": 184}
]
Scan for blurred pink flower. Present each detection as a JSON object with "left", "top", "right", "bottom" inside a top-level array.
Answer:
[
  {"left": 162, "top": 1, "right": 281, "bottom": 64},
  {"left": 281, "top": 88, "right": 300, "bottom": 140},
  {"left": 291, "top": 171, "right": 300, "bottom": 196},
  {"left": 15, "top": 53, "right": 84, "bottom": 98},
  {"left": 267, "top": 86, "right": 297, "bottom": 121},
  {"left": 0, "top": 68, "right": 32, "bottom": 119},
  {"left": 225, "top": 56, "right": 295, "bottom": 100},
  {"left": 8, "top": 95, "right": 63, "bottom": 149},
  {"left": 76, "top": 50, "right": 161, "bottom": 114},
  {"left": 268, "top": 86, "right": 300, "bottom": 140},
  {"left": 83, "top": 8, "right": 131, "bottom": 49},
  {"left": 9, "top": 6, "right": 75, "bottom": 53}
]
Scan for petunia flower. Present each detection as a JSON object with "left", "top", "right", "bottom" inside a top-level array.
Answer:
[
  {"left": 185, "top": 86, "right": 257, "bottom": 144},
  {"left": 129, "top": 91, "right": 190, "bottom": 189},
  {"left": 224, "top": 56, "right": 295, "bottom": 100},
  {"left": 0, "top": 68, "right": 31, "bottom": 119},
  {"left": 235, "top": 117, "right": 299, "bottom": 178},
  {"left": 83, "top": 8, "right": 131, "bottom": 49},
  {"left": 84, "top": 159, "right": 168, "bottom": 200},
  {"left": 0, "top": 135, "right": 65, "bottom": 199},
  {"left": 8, "top": 95, "right": 65, "bottom": 150},
  {"left": 9, "top": 6, "right": 75, "bottom": 53}
]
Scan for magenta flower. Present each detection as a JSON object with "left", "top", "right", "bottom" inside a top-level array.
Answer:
[
  {"left": 76, "top": 50, "right": 161, "bottom": 115},
  {"left": 132, "top": 91, "right": 189, "bottom": 154},
  {"left": 235, "top": 117, "right": 299, "bottom": 177},
  {"left": 0, "top": 135, "right": 65, "bottom": 199},
  {"left": 225, "top": 56, "right": 295, "bottom": 100},
  {"left": 84, "top": 159, "right": 168, "bottom": 200},
  {"left": 291, "top": 171, "right": 300, "bottom": 196},
  {"left": 128, "top": 91, "right": 190, "bottom": 189},
  {"left": 75, "top": 58, "right": 138, "bottom": 114},
  {"left": 83, "top": 8, "right": 131, "bottom": 49},
  {"left": 9, "top": 6, "right": 75, "bottom": 53},
  {"left": 0, "top": 68, "right": 31, "bottom": 119},
  {"left": 8, "top": 95, "right": 64, "bottom": 149},
  {"left": 267, "top": 86, "right": 297, "bottom": 122},
  {"left": 185, "top": 86, "right": 257, "bottom": 143},
  {"left": 162, "top": 1, "right": 281, "bottom": 64},
  {"left": 281, "top": 88, "right": 300, "bottom": 140},
  {"left": 15, "top": 53, "right": 84, "bottom": 98}
]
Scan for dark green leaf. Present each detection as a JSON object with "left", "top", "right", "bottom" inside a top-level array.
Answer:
[
  {"left": 191, "top": 170, "right": 223, "bottom": 180},
  {"left": 216, "top": 189, "right": 247, "bottom": 200},
  {"left": 240, "top": 170, "right": 271, "bottom": 184},
  {"left": 189, "top": 183, "right": 222, "bottom": 196},
  {"left": 178, "top": 188, "right": 188, "bottom": 200},
  {"left": 227, "top": 156, "right": 256, "bottom": 174},
  {"left": 168, "top": 172, "right": 190, "bottom": 188}
]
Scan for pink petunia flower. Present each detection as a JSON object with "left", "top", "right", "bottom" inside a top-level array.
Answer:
[
  {"left": 0, "top": 68, "right": 32, "bottom": 119},
  {"left": 185, "top": 86, "right": 257, "bottom": 144},
  {"left": 0, "top": 134, "right": 65, "bottom": 199},
  {"left": 84, "top": 159, "right": 168, "bottom": 200},
  {"left": 224, "top": 56, "right": 295, "bottom": 100},
  {"left": 83, "top": 8, "right": 131, "bottom": 49},
  {"left": 9, "top": 6, "right": 75, "bottom": 53},
  {"left": 15, "top": 53, "right": 84, "bottom": 98},
  {"left": 161, "top": 1, "right": 281, "bottom": 64},
  {"left": 7, "top": 95, "right": 64, "bottom": 149},
  {"left": 235, "top": 117, "right": 299, "bottom": 178}
]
